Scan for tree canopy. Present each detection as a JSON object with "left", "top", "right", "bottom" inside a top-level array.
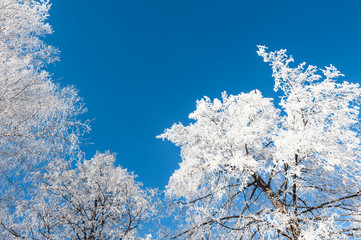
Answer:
[
  {"left": 158, "top": 46, "right": 361, "bottom": 239},
  {"left": 0, "top": 0, "right": 87, "bottom": 185},
  {"left": 0, "top": 1, "right": 156, "bottom": 239},
  {"left": 8, "top": 152, "right": 158, "bottom": 240},
  {"left": 1, "top": 1, "right": 361, "bottom": 239}
]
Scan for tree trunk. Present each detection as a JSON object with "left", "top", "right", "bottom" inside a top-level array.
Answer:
[{"left": 252, "top": 173, "right": 301, "bottom": 239}]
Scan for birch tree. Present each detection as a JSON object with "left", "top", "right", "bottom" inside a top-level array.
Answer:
[{"left": 158, "top": 46, "right": 361, "bottom": 239}]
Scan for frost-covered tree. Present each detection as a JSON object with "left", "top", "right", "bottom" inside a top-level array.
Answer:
[
  {"left": 0, "top": 0, "right": 85, "bottom": 182},
  {"left": 0, "top": 0, "right": 86, "bottom": 234},
  {"left": 158, "top": 46, "right": 361, "bottom": 239},
  {"left": 4, "top": 152, "right": 158, "bottom": 240}
]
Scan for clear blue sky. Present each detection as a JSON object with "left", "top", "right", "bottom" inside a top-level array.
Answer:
[{"left": 47, "top": 0, "right": 361, "bottom": 189}]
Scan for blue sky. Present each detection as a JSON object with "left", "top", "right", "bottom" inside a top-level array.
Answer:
[{"left": 47, "top": 0, "right": 361, "bottom": 189}]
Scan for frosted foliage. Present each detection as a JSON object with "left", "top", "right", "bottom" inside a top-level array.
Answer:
[
  {"left": 159, "top": 46, "right": 361, "bottom": 239},
  {"left": 159, "top": 91, "right": 278, "bottom": 198},
  {"left": 257, "top": 46, "right": 361, "bottom": 170},
  {"left": 0, "top": 0, "right": 87, "bottom": 236},
  {"left": 0, "top": 0, "right": 86, "bottom": 184},
  {"left": 6, "top": 153, "right": 158, "bottom": 240}
]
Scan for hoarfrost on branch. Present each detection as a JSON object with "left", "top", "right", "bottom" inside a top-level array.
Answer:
[
  {"left": 159, "top": 46, "right": 361, "bottom": 239},
  {"left": 8, "top": 152, "right": 158, "bottom": 240}
]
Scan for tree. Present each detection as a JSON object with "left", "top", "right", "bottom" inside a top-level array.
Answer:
[
  {"left": 158, "top": 46, "right": 361, "bottom": 239},
  {"left": 0, "top": 2, "right": 158, "bottom": 239},
  {"left": 0, "top": 0, "right": 86, "bottom": 182},
  {"left": 4, "top": 152, "right": 158, "bottom": 240},
  {"left": 0, "top": 0, "right": 87, "bottom": 234}
]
